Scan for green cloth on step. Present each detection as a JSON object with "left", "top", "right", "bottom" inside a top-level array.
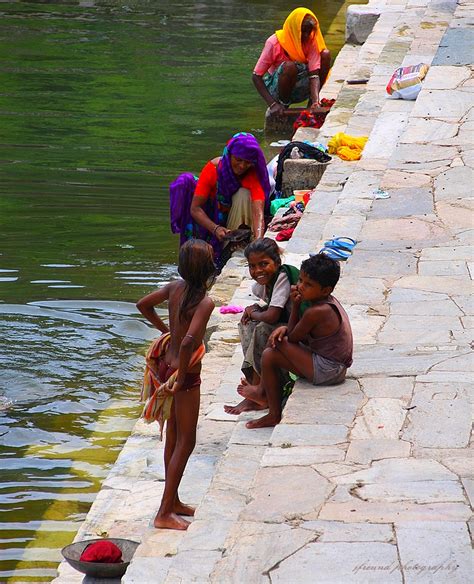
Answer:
[{"left": 270, "top": 195, "right": 294, "bottom": 216}]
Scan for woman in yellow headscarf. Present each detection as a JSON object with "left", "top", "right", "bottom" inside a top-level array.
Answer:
[{"left": 253, "top": 7, "right": 331, "bottom": 117}]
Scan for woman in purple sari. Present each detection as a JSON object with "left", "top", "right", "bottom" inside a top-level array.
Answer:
[{"left": 169, "top": 133, "right": 270, "bottom": 261}]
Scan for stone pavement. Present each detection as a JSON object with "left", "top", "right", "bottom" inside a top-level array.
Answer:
[{"left": 53, "top": 0, "right": 473, "bottom": 582}]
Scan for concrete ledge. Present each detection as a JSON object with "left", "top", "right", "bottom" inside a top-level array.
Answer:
[{"left": 281, "top": 159, "right": 330, "bottom": 196}]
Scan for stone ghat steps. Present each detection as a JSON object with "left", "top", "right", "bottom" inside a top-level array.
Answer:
[{"left": 146, "top": 0, "right": 472, "bottom": 581}]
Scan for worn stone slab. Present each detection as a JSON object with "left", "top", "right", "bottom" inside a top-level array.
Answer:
[
  {"left": 379, "top": 314, "right": 462, "bottom": 345},
  {"left": 211, "top": 522, "right": 315, "bottom": 584},
  {"left": 434, "top": 165, "right": 473, "bottom": 200},
  {"left": 419, "top": 259, "right": 469, "bottom": 276},
  {"left": 313, "top": 461, "right": 368, "bottom": 479},
  {"left": 382, "top": 169, "right": 432, "bottom": 189},
  {"left": 432, "top": 28, "right": 474, "bottom": 65},
  {"left": 393, "top": 275, "right": 472, "bottom": 295},
  {"left": 301, "top": 520, "right": 394, "bottom": 542},
  {"left": 360, "top": 217, "right": 448, "bottom": 247},
  {"left": 357, "top": 479, "right": 465, "bottom": 504},
  {"left": 360, "top": 377, "right": 414, "bottom": 399},
  {"left": 352, "top": 397, "right": 409, "bottom": 439},
  {"left": 345, "top": 250, "right": 417, "bottom": 277},
  {"left": 347, "top": 439, "right": 412, "bottom": 464},
  {"left": 401, "top": 383, "right": 471, "bottom": 448},
  {"left": 401, "top": 118, "right": 458, "bottom": 142},
  {"left": 423, "top": 64, "right": 471, "bottom": 89},
  {"left": 166, "top": 550, "right": 222, "bottom": 583},
  {"left": 396, "top": 522, "right": 473, "bottom": 583},
  {"left": 135, "top": 529, "right": 183, "bottom": 558},
  {"left": 363, "top": 112, "right": 409, "bottom": 160},
  {"left": 262, "top": 445, "right": 345, "bottom": 467},
  {"left": 370, "top": 188, "right": 434, "bottom": 218},
  {"left": 241, "top": 466, "right": 331, "bottom": 522},
  {"left": 335, "top": 457, "right": 457, "bottom": 485},
  {"left": 272, "top": 542, "right": 402, "bottom": 584},
  {"left": 420, "top": 246, "right": 473, "bottom": 262},
  {"left": 228, "top": 421, "right": 272, "bottom": 446},
  {"left": 412, "top": 88, "right": 473, "bottom": 119},
  {"left": 431, "top": 351, "right": 473, "bottom": 371},
  {"left": 390, "top": 297, "right": 462, "bottom": 316},
  {"left": 347, "top": 305, "right": 385, "bottom": 345},
  {"left": 194, "top": 486, "right": 247, "bottom": 521},
  {"left": 437, "top": 199, "right": 474, "bottom": 231},
  {"left": 123, "top": 557, "right": 171, "bottom": 584},
  {"left": 319, "top": 500, "right": 471, "bottom": 523},
  {"left": 271, "top": 423, "right": 348, "bottom": 447},
  {"left": 336, "top": 277, "right": 387, "bottom": 306},
  {"left": 351, "top": 346, "right": 457, "bottom": 377}
]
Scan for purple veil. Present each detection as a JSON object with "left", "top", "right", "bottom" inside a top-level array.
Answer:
[{"left": 217, "top": 132, "right": 271, "bottom": 206}]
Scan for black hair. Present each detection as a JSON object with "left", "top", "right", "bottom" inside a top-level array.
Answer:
[
  {"left": 300, "top": 253, "right": 340, "bottom": 288},
  {"left": 178, "top": 239, "right": 216, "bottom": 321},
  {"left": 244, "top": 237, "right": 282, "bottom": 266}
]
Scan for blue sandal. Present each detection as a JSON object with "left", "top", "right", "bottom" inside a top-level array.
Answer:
[
  {"left": 323, "top": 237, "right": 357, "bottom": 252},
  {"left": 319, "top": 247, "right": 351, "bottom": 261}
]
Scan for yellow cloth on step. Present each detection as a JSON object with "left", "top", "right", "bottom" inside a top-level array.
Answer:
[{"left": 327, "top": 133, "right": 368, "bottom": 161}]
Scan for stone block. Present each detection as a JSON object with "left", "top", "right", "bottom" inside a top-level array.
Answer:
[
  {"left": 346, "top": 5, "right": 380, "bottom": 45},
  {"left": 262, "top": 445, "right": 345, "bottom": 467},
  {"left": 346, "top": 439, "right": 411, "bottom": 464},
  {"left": 281, "top": 158, "right": 330, "bottom": 196},
  {"left": 241, "top": 466, "right": 331, "bottom": 522},
  {"left": 271, "top": 423, "right": 348, "bottom": 447},
  {"left": 360, "top": 377, "right": 414, "bottom": 399},
  {"left": 301, "top": 520, "right": 394, "bottom": 542},
  {"left": 273, "top": 542, "right": 402, "bottom": 583},
  {"left": 351, "top": 398, "right": 409, "bottom": 440},
  {"left": 396, "top": 522, "right": 473, "bottom": 583}
]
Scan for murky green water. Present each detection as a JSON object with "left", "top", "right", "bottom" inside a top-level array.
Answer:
[{"left": 0, "top": 1, "right": 363, "bottom": 581}]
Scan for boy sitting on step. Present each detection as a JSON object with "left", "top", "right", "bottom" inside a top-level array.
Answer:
[{"left": 239, "top": 253, "right": 353, "bottom": 429}]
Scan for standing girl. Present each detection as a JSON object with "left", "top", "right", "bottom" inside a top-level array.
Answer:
[
  {"left": 224, "top": 238, "right": 299, "bottom": 415},
  {"left": 137, "top": 240, "right": 216, "bottom": 530}
]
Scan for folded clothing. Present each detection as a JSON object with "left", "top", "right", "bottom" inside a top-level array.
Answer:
[
  {"left": 276, "top": 228, "right": 295, "bottom": 242},
  {"left": 80, "top": 541, "right": 123, "bottom": 563},
  {"left": 327, "top": 133, "right": 368, "bottom": 161}
]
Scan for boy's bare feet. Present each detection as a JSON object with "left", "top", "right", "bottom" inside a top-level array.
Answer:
[
  {"left": 154, "top": 512, "right": 190, "bottom": 530},
  {"left": 246, "top": 413, "right": 281, "bottom": 429},
  {"left": 237, "top": 383, "right": 268, "bottom": 407},
  {"left": 173, "top": 501, "right": 195, "bottom": 516},
  {"left": 224, "top": 398, "right": 266, "bottom": 415}
]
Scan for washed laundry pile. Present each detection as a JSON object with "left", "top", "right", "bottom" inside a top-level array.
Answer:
[
  {"left": 318, "top": 237, "right": 357, "bottom": 261},
  {"left": 293, "top": 98, "right": 336, "bottom": 129},
  {"left": 327, "top": 133, "right": 368, "bottom": 161},
  {"left": 268, "top": 203, "right": 305, "bottom": 242}
]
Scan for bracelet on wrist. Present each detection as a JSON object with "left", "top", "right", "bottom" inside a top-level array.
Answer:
[{"left": 213, "top": 224, "right": 222, "bottom": 235}]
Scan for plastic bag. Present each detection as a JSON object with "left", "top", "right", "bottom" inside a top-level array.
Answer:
[{"left": 386, "top": 63, "right": 429, "bottom": 100}]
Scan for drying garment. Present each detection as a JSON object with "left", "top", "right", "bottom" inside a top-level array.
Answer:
[
  {"left": 275, "top": 142, "right": 332, "bottom": 193},
  {"left": 276, "top": 227, "right": 295, "bottom": 241},
  {"left": 327, "top": 133, "right": 368, "bottom": 161},
  {"left": 268, "top": 208, "right": 303, "bottom": 232},
  {"left": 141, "top": 332, "right": 205, "bottom": 437},
  {"left": 275, "top": 7, "right": 326, "bottom": 63},
  {"left": 293, "top": 98, "right": 336, "bottom": 130}
]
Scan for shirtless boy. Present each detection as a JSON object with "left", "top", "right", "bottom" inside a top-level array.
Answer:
[{"left": 239, "top": 253, "right": 353, "bottom": 429}]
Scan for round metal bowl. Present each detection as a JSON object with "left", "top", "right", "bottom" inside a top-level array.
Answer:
[{"left": 61, "top": 538, "right": 140, "bottom": 578}]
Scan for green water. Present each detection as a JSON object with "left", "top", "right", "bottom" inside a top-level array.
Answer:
[{"left": 0, "top": 1, "right": 363, "bottom": 581}]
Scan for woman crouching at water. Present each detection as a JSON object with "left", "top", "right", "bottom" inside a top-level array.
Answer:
[
  {"left": 170, "top": 132, "right": 270, "bottom": 264},
  {"left": 137, "top": 240, "right": 215, "bottom": 530}
]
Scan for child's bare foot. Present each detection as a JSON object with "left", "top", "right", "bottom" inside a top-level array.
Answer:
[
  {"left": 224, "top": 398, "right": 266, "bottom": 415},
  {"left": 153, "top": 512, "right": 190, "bottom": 530},
  {"left": 246, "top": 413, "right": 281, "bottom": 429},
  {"left": 173, "top": 501, "right": 195, "bottom": 516},
  {"left": 237, "top": 383, "right": 268, "bottom": 407}
]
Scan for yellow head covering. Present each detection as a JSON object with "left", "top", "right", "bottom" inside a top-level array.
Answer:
[{"left": 275, "top": 7, "right": 326, "bottom": 64}]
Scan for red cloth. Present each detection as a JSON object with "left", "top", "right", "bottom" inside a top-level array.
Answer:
[
  {"left": 80, "top": 541, "right": 123, "bottom": 563},
  {"left": 276, "top": 228, "right": 295, "bottom": 242},
  {"left": 194, "top": 161, "right": 265, "bottom": 203},
  {"left": 293, "top": 98, "right": 336, "bottom": 130}
]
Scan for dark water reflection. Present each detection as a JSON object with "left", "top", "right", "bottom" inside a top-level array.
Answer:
[{"left": 0, "top": 0, "right": 363, "bottom": 580}]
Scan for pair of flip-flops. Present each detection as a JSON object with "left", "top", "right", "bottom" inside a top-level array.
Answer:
[{"left": 317, "top": 237, "right": 357, "bottom": 261}]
